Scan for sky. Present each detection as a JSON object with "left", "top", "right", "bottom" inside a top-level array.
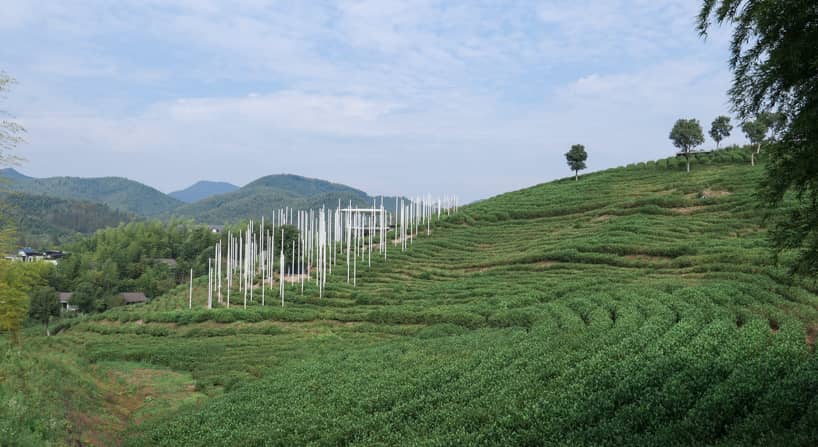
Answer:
[{"left": 0, "top": 1, "right": 741, "bottom": 203}]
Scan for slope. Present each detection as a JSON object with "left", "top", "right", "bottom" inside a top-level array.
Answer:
[
  {"left": 0, "top": 191, "right": 135, "bottom": 247},
  {"left": 172, "top": 173, "right": 403, "bottom": 223},
  {"left": 8, "top": 149, "right": 818, "bottom": 446},
  {"left": 169, "top": 181, "right": 239, "bottom": 203},
  {"left": 0, "top": 170, "right": 182, "bottom": 217}
]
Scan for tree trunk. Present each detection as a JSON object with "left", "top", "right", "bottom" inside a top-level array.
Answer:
[
  {"left": 45, "top": 321, "right": 50, "bottom": 337},
  {"left": 751, "top": 151, "right": 755, "bottom": 166},
  {"left": 575, "top": 170, "right": 578, "bottom": 181},
  {"left": 686, "top": 154, "right": 690, "bottom": 173},
  {"left": 756, "top": 142, "right": 761, "bottom": 154}
]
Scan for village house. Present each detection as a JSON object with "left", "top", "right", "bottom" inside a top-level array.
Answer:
[
  {"left": 57, "top": 292, "right": 78, "bottom": 312},
  {"left": 8, "top": 248, "right": 66, "bottom": 264},
  {"left": 120, "top": 292, "right": 148, "bottom": 305}
]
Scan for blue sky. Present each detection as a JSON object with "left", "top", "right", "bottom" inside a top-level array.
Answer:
[{"left": 1, "top": 1, "right": 740, "bottom": 202}]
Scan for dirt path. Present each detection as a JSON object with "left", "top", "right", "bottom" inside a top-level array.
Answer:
[{"left": 68, "top": 362, "right": 205, "bottom": 446}]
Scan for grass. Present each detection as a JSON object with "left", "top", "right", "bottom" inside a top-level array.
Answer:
[{"left": 4, "top": 149, "right": 818, "bottom": 446}]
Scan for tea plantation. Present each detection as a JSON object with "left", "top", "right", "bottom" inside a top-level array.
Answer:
[{"left": 4, "top": 150, "right": 818, "bottom": 446}]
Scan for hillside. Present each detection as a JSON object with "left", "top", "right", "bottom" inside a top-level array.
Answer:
[
  {"left": 172, "top": 173, "right": 403, "bottom": 223},
  {"left": 1, "top": 170, "right": 403, "bottom": 224},
  {"left": 169, "top": 181, "right": 239, "bottom": 203},
  {"left": 0, "top": 170, "right": 182, "bottom": 217},
  {"left": 0, "top": 192, "right": 134, "bottom": 247},
  {"left": 6, "top": 150, "right": 818, "bottom": 446},
  {"left": 0, "top": 168, "right": 32, "bottom": 181}
]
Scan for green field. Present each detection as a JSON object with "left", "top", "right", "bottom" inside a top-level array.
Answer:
[{"left": 4, "top": 151, "right": 818, "bottom": 446}]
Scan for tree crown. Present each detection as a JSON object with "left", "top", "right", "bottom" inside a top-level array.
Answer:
[
  {"left": 565, "top": 144, "right": 588, "bottom": 172},
  {"left": 669, "top": 119, "right": 705, "bottom": 152},
  {"left": 709, "top": 116, "right": 732, "bottom": 143}
]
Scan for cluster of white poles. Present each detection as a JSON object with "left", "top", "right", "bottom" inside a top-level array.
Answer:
[{"left": 189, "top": 196, "right": 459, "bottom": 309}]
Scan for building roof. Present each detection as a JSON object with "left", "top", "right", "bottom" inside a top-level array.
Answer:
[
  {"left": 58, "top": 292, "right": 73, "bottom": 304},
  {"left": 18, "top": 247, "right": 43, "bottom": 256},
  {"left": 120, "top": 292, "right": 148, "bottom": 304},
  {"left": 44, "top": 250, "right": 66, "bottom": 259}
]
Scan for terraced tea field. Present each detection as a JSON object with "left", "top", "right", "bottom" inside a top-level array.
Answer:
[{"left": 5, "top": 153, "right": 818, "bottom": 446}]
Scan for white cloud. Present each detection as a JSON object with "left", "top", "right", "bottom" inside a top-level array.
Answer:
[{"left": 1, "top": 0, "right": 741, "bottom": 202}]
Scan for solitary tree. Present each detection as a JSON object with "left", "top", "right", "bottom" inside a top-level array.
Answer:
[
  {"left": 699, "top": 1, "right": 818, "bottom": 276},
  {"left": 709, "top": 116, "right": 732, "bottom": 148},
  {"left": 28, "top": 286, "right": 60, "bottom": 336},
  {"left": 669, "top": 119, "right": 705, "bottom": 172},
  {"left": 565, "top": 144, "right": 588, "bottom": 181},
  {"left": 741, "top": 118, "right": 768, "bottom": 165}
]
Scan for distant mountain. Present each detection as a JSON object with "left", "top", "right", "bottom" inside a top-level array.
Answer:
[
  {"left": 170, "top": 181, "right": 239, "bottom": 203},
  {"left": 171, "top": 174, "right": 403, "bottom": 223},
  {"left": 0, "top": 169, "right": 403, "bottom": 224},
  {"left": 0, "top": 191, "right": 135, "bottom": 247},
  {"left": 0, "top": 170, "right": 182, "bottom": 217},
  {"left": 0, "top": 168, "right": 32, "bottom": 182}
]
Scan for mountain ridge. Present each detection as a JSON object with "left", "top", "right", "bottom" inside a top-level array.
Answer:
[
  {"left": 170, "top": 180, "right": 240, "bottom": 203},
  {"left": 1, "top": 169, "right": 404, "bottom": 224}
]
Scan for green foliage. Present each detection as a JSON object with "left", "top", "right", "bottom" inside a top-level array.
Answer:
[
  {"left": 699, "top": 0, "right": 818, "bottom": 276},
  {"left": 11, "top": 158, "right": 818, "bottom": 445},
  {"left": 565, "top": 144, "right": 588, "bottom": 180},
  {"left": 669, "top": 118, "right": 705, "bottom": 153},
  {"left": 670, "top": 118, "right": 706, "bottom": 172},
  {"left": 28, "top": 286, "right": 60, "bottom": 335},
  {"left": 741, "top": 118, "right": 767, "bottom": 145},
  {"left": 709, "top": 115, "right": 732, "bottom": 148},
  {"left": 171, "top": 174, "right": 404, "bottom": 223},
  {"left": 70, "top": 282, "right": 98, "bottom": 314},
  {"left": 0, "top": 191, "right": 133, "bottom": 247},
  {"left": 0, "top": 260, "right": 49, "bottom": 343},
  {"left": 1, "top": 173, "right": 182, "bottom": 217},
  {"left": 54, "top": 220, "right": 219, "bottom": 311}
]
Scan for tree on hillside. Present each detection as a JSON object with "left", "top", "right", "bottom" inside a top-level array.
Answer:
[
  {"left": 0, "top": 72, "right": 28, "bottom": 343},
  {"left": 565, "top": 144, "right": 588, "bottom": 181},
  {"left": 669, "top": 119, "right": 705, "bottom": 172},
  {"left": 699, "top": 1, "right": 818, "bottom": 275},
  {"left": 741, "top": 118, "right": 768, "bottom": 166},
  {"left": 0, "top": 261, "right": 49, "bottom": 344},
  {"left": 28, "top": 286, "right": 60, "bottom": 336},
  {"left": 709, "top": 116, "right": 732, "bottom": 148},
  {"left": 70, "top": 282, "right": 98, "bottom": 314},
  {"left": 0, "top": 280, "right": 28, "bottom": 344}
]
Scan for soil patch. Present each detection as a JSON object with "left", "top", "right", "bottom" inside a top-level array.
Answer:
[{"left": 672, "top": 206, "right": 706, "bottom": 215}]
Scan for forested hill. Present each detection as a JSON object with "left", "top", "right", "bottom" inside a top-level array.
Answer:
[
  {"left": 0, "top": 191, "right": 134, "bottom": 247},
  {"left": 1, "top": 170, "right": 403, "bottom": 225},
  {"left": 0, "top": 170, "right": 181, "bottom": 217},
  {"left": 169, "top": 181, "right": 239, "bottom": 203},
  {"left": 171, "top": 173, "right": 404, "bottom": 223}
]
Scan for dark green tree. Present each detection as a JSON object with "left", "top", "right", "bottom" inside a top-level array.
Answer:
[
  {"left": 70, "top": 282, "right": 97, "bottom": 314},
  {"left": 565, "top": 144, "right": 588, "bottom": 181},
  {"left": 699, "top": 0, "right": 818, "bottom": 275},
  {"left": 669, "top": 119, "right": 705, "bottom": 172},
  {"left": 28, "top": 286, "right": 60, "bottom": 336},
  {"left": 709, "top": 116, "right": 732, "bottom": 148},
  {"left": 741, "top": 118, "right": 768, "bottom": 166}
]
